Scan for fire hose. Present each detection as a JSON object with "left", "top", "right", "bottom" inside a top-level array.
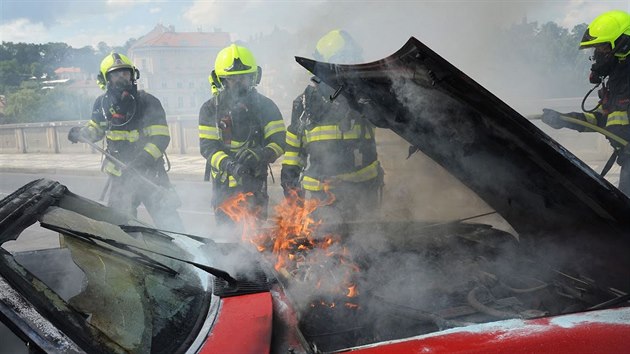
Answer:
[
  {"left": 528, "top": 113, "right": 628, "bottom": 147},
  {"left": 529, "top": 113, "right": 629, "bottom": 177}
]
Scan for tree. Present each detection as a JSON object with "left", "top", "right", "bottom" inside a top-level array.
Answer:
[
  {"left": 3, "top": 88, "right": 44, "bottom": 123},
  {"left": 0, "top": 59, "right": 23, "bottom": 93}
]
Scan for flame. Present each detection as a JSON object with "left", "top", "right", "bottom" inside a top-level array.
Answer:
[
  {"left": 217, "top": 192, "right": 269, "bottom": 247},
  {"left": 230, "top": 186, "right": 362, "bottom": 308},
  {"left": 346, "top": 284, "right": 358, "bottom": 298},
  {"left": 273, "top": 188, "right": 362, "bottom": 304}
]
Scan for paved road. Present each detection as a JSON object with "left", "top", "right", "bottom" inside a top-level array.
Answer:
[{"left": 0, "top": 170, "right": 285, "bottom": 252}]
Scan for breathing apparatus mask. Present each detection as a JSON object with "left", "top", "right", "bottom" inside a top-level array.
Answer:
[
  {"left": 588, "top": 45, "right": 618, "bottom": 84},
  {"left": 103, "top": 69, "right": 138, "bottom": 126},
  {"left": 217, "top": 73, "right": 257, "bottom": 101}
]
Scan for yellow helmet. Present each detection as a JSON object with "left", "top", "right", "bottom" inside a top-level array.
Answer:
[
  {"left": 209, "top": 44, "right": 262, "bottom": 92},
  {"left": 580, "top": 10, "right": 630, "bottom": 57},
  {"left": 97, "top": 52, "right": 139, "bottom": 89},
  {"left": 314, "top": 29, "right": 363, "bottom": 63}
]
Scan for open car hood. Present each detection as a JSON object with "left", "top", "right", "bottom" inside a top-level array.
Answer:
[{"left": 296, "top": 37, "right": 630, "bottom": 289}]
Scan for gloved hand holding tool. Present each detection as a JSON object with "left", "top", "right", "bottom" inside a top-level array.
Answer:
[
  {"left": 236, "top": 147, "right": 275, "bottom": 176},
  {"left": 222, "top": 158, "right": 251, "bottom": 177},
  {"left": 67, "top": 126, "right": 86, "bottom": 144}
]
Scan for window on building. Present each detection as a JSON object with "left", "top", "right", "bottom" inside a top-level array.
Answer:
[
  {"left": 162, "top": 81, "right": 167, "bottom": 89},
  {"left": 178, "top": 97, "right": 183, "bottom": 108},
  {"left": 190, "top": 96, "right": 195, "bottom": 108},
  {"left": 189, "top": 82, "right": 195, "bottom": 88},
  {"left": 177, "top": 82, "right": 183, "bottom": 89}
]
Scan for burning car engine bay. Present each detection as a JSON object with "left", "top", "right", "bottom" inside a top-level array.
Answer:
[{"left": 246, "top": 214, "right": 630, "bottom": 353}]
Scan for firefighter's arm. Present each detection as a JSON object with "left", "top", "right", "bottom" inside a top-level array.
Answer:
[
  {"left": 137, "top": 94, "right": 170, "bottom": 165},
  {"left": 198, "top": 100, "right": 231, "bottom": 173},
  {"left": 281, "top": 98, "right": 307, "bottom": 196},
  {"left": 260, "top": 99, "right": 286, "bottom": 163},
  {"left": 540, "top": 109, "right": 604, "bottom": 132},
  {"left": 282, "top": 97, "right": 306, "bottom": 170},
  {"left": 603, "top": 110, "right": 630, "bottom": 150}
]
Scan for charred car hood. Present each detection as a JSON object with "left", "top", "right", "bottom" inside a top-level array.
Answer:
[{"left": 296, "top": 37, "right": 630, "bottom": 289}]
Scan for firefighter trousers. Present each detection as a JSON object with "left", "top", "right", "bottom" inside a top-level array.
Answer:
[{"left": 108, "top": 168, "right": 185, "bottom": 232}]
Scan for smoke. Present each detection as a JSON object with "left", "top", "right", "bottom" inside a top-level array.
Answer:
[{"left": 233, "top": 2, "right": 540, "bottom": 111}]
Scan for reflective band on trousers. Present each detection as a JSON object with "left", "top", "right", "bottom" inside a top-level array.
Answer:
[{"left": 302, "top": 161, "right": 380, "bottom": 191}]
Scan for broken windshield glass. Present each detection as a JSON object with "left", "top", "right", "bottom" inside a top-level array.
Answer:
[{"left": 4, "top": 203, "right": 212, "bottom": 354}]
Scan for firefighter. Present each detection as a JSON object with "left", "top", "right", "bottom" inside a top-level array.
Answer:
[
  {"left": 68, "top": 52, "right": 184, "bottom": 231},
  {"left": 199, "top": 44, "right": 286, "bottom": 227},
  {"left": 281, "top": 30, "right": 384, "bottom": 223},
  {"left": 541, "top": 10, "right": 630, "bottom": 195}
]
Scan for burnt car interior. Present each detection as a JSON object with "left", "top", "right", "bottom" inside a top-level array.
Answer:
[
  {"left": 0, "top": 179, "right": 217, "bottom": 354},
  {"left": 1, "top": 36, "right": 630, "bottom": 354}
]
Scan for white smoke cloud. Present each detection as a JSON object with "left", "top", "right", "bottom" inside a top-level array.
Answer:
[{"left": 0, "top": 18, "right": 48, "bottom": 43}]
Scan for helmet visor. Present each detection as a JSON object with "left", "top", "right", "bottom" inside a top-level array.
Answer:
[
  {"left": 107, "top": 68, "right": 133, "bottom": 90},
  {"left": 220, "top": 74, "right": 254, "bottom": 90}
]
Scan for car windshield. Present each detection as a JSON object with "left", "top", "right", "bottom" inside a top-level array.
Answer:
[{"left": 0, "top": 183, "right": 212, "bottom": 354}]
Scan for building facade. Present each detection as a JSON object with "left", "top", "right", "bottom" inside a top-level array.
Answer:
[{"left": 128, "top": 25, "right": 231, "bottom": 119}]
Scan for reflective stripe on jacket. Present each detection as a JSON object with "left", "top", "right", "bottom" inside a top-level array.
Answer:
[{"left": 302, "top": 161, "right": 381, "bottom": 191}]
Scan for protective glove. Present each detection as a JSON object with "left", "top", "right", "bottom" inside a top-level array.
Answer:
[
  {"left": 223, "top": 158, "right": 251, "bottom": 177},
  {"left": 281, "top": 166, "right": 304, "bottom": 198},
  {"left": 236, "top": 147, "right": 276, "bottom": 172},
  {"left": 541, "top": 109, "right": 567, "bottom": 129},
  {"left": 67, "top": 126, "right": 85, "bottom": 143},
  {"left": 126, "top": 151, "right": 155, "bottom": 172}
]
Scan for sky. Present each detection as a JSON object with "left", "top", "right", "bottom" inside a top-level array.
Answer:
[
  {"left": 2, "top": 0, "right": 630, "bottom": 109},
  {"left": 1, "top": 1, "right": 629, "bottom": 51}
]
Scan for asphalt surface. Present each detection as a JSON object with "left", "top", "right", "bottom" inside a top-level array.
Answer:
[{"left": 0, "top": 153, "right": 286, "bottom": 253}]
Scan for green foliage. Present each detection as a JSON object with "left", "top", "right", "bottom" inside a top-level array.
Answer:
[
  {"left": 0, "top": 41, "right": 122, "bottom": 123},
  {"left": 0, "top": 59, "right": 23, "bottom": 92},
  {"left": 1, "top": 87, "right": 92, "bottom": 124},
  {"left": 3, "top": 88, "right": 44, "bottom": 123}
]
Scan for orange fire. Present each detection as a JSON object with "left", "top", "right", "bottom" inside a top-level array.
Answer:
[
  {"left": 221, "top": 187, "right": 362, "bottom": 306},
  {"left": 346, "top": 284, "right": 358, "bottom": 298}
]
